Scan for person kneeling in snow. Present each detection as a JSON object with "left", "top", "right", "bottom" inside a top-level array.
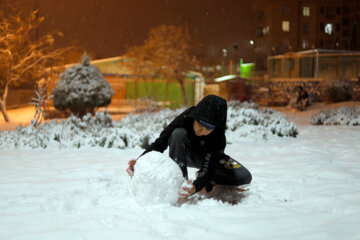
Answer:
[{"left": 128, "top": 94, "right": 252, "bottom": 201}]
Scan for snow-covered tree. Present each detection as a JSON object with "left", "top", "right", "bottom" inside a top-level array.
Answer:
[
  {"left": 52, "top": 53, "right": 114, "bottom": 117},
  {"left": 0, "top": 7, "right": 67, "bottom": 122}
]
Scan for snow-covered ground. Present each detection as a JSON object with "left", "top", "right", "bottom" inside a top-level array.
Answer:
[{"left": 1, "top": 104, "right": 360, "bottom": 240}]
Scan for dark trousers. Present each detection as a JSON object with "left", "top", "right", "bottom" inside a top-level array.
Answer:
[{"left": 168, "top": 128, "right": 252, "bottom": 187}]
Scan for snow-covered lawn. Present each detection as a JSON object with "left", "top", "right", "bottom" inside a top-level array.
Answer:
[{"left": 1, "top": 123, "right": 359, "bottom": 240}]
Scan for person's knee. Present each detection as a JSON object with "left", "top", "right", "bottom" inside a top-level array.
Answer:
[
  {"left": 169, "top": 128, "right": 188, "bottom": 142},
  {"left": 168, "top": 128, "right": 189, "bottom": 152},
  {"left": 243, "top": 170, "right": 252, "bottom": 184},
  {"left": 234, "top": 168, "right": 252, "bottom": 185}
]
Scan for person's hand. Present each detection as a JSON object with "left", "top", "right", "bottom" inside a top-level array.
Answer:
[
  {"left": 178, "top": 180, "right": 196, "bottom": 203},
  {"left": 127, "top": 159, "right": 137, "bottom": 177}
]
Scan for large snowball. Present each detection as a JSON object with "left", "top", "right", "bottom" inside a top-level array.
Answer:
[{"left": 130, "top": 151, "right": 185, "bottom": 205}]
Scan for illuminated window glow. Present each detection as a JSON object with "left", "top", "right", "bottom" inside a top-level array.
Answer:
[
  {"left": 302, "top": 40, "right": 309, "bottom": 49},
  {"left": 282, "top": 21, "right": 290, "bottom": 32},
  {"left": 325, "top": 23, "right": 333, "bottom": 35},
  {"left": 303, "top": 7, "right": 310, "bottom": 16}
]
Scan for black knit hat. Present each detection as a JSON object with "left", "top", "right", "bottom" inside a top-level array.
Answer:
[{"left": 188, "top": 95, "right": 227, "bottom": 129}]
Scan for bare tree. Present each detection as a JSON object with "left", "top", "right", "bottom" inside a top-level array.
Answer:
[
  {"left": 29, "top": 88, "right": 52, "bottom": 128},
  {"left": 126, "top": 24, "right": 201, "bottom": 106},
  {"left": 0, "top": 8, "right": 67, "bottom": 122}
]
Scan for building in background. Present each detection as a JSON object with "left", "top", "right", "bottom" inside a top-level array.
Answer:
[
  {"left": 4, "top": 0, "right": 358, "bottom": 75},
  {"left": 252, "top": 0, "right": 360, "bottom": 71}
]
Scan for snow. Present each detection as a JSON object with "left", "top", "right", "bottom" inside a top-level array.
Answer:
[
  {"left": 1, "top": 105, "right": 360, "bottom": 239},
  {"left": 311, "top": 106, "right": 360, "bottom": 125},
  {"left": 130, "top": 151, "right": 184, "bottom": 205},
  {"left": 0, "top": 102, "right": 297, "bottom": 150}
]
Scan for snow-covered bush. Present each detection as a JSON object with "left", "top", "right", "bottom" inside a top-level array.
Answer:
[
  {"left": 52, "top": 53, "right": 114, "bottom": 116},
  {"left": 0, "top": 111, "right": 124, "bottom": 149},
  {"left": 226, "top": 101, "right": 298, "bottom": 140},
  {"left": 0, "top": 101, "right": 299, "bottom": 149},
  {"left": 0, "top": 109, "right": 182, "bottom": 150},
  {"left": 116, "top": 108, "right": 185, "bottom": 149},
  {"left": 227, "top": 100, "right": 259, "bottom": 110},
  {"left": 311, "top": 107, "right": 360, "bottom": 126}
]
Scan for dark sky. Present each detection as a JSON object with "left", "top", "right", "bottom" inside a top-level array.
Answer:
[{"left": 3, "top": 0, "right": 254, "bottom": 63}]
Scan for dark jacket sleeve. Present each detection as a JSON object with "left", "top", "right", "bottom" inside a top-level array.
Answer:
[{"left": 139, "top": 107, "right": 195, "bottom": 157}]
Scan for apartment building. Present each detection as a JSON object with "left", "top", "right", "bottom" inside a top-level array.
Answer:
[{"left": 252, "top": 0, "right": 360, "bottom": 70}]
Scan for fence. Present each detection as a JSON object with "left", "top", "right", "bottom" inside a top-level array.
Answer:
[
  {"left": 267, "top": 50, "right": 360, "bottom": 105},
  {"left": 0, "top": 89, "right": 35, "bottom": 109},
  {"left": 105, "top": 75, "right": 196, "bottom": 114},
  {"left": 269, "top": 50, "right": 360, "bottom": 81}
]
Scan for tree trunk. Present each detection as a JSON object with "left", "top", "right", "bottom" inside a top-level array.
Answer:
[
  {"left": 0, "top": 84, "right": 10, "bottom": 122},
  {"left": 0, "top": 99, "right": 10, "bottom": 122}
]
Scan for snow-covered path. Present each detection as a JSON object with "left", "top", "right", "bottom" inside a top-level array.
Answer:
[{"left": 1, "top": 125, "right": 360, "bottom": 240}]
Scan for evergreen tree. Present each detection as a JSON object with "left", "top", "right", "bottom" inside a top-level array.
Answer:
[{"left": 52, "top": 53, "right": 114, "bottom": 116}]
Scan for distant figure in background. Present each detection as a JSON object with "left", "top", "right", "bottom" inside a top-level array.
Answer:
[{"left": 295, "top": 86, "right": 309, "bottom": 111}]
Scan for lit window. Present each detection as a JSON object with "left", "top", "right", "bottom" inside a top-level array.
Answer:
[
  {"left": 263, "top": 26, "right": 270, "bottom": 34},
  {"left": 302, "top": 40, "right": 309, "bottom": 49},
  {"left": 257, "top": 26, "right": 270, "bottom": 37},
  {"left": 303, "top": 7, "right": 310, "bottom": 16},
  {"left": 282, "top": 21, "right": 290, "bottom": 32},
  {"left": 325, "top": 23, "right": 333, "bottom": 35}
]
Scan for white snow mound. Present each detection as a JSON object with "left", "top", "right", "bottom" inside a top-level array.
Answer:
[{"left": 130, "top": 151, "right": 184, "bottom": 205}]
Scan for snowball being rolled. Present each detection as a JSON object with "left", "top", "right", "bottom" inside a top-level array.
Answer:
[{"left": 130, "top": 151, "right": 185, "bottom": 205}]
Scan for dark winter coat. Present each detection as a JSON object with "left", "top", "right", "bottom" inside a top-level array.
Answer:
[
  {"left": 141, "top": 95, "right": 228, "bottom": 192},
  {"left": 297, "top": 87, "right": 309, "bottom": 102}
]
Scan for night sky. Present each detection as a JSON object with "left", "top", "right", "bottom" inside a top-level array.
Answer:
[{"left": 2, "top": 0, "right": 254, "bottom": 63}]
